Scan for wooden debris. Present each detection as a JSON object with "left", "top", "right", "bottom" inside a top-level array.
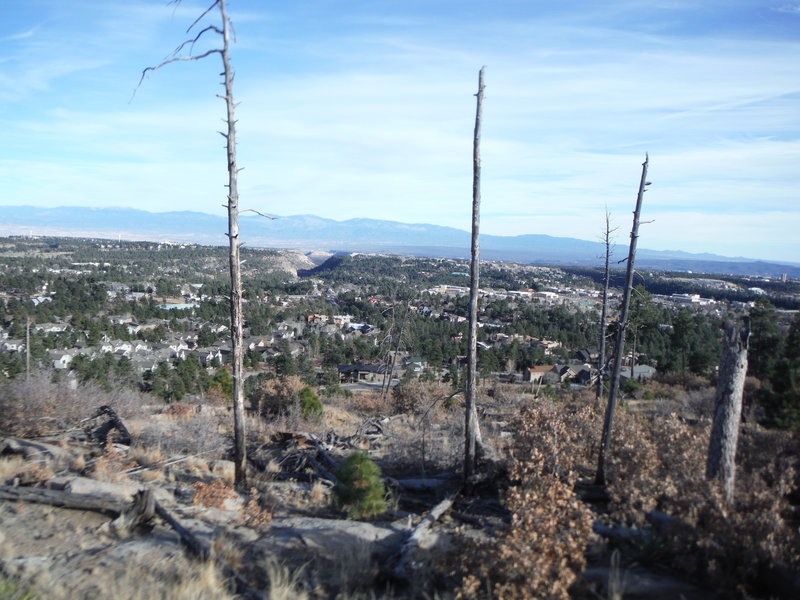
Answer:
[
  {"left": 110, "top": 488, "right": 156, "bottom": 537},
  {"left": 0, "top": 484, "right": 124, "bottom": 517},
  {"left": 388, "top": 494, "right": 456, "bottom": 582},
  {"left": 1, "top": 437, "right": 77, "bottom": 469},
  {"left": 83, "top": 405, "right": 132, "bottom": 446}
]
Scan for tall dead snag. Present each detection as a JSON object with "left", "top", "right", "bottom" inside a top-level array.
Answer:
[
  {"left": 595, "top": 154, "right": 650, "bottom": 486},
  {"left": 596, "top": 211, "right": 616, "bottom": 402},
  {"left": 707, "top": 317, "right": 750, "bottom": 503},
  {"left": 464, "top": 66, "right": 486, "bottom": 480},
  {"left": 136, "top": 0, "right": 247, "bottom": 487}
]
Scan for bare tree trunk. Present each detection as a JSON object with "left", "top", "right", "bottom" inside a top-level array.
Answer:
[
  {"left": 595, "top": 155, "right": 650, "bottom": 486},
  {"left": 219, "top": 0, "right": 247, "bottom": 488},
  {"left": 465, "top": 66, "right": 486, "bottom": 480},
  {"left": 596, "top": 211, "right": 613, "bottom": 401},
  {"left": 135, "top": 0, "right": 247, "bottom": 487},
  {"left": 707, "top": 317, "right": 750, "bottom": 502},
  {"left": 25, "top": 316, "right": 31, "bottom": 380},
  {"left": 381, "top": 303, "right": 409, "bottom": 403}
]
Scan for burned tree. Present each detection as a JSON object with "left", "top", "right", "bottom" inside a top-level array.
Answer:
[
  {"left": 136, "top": 0, "right": 250, "bottom": 486},
  {"left": 464, "top": 66, "right": 486, "bottom": 480},
  {"left": 595, "top": 154, "right": 650, "bottom": 486},
  {"left": 596, "top": 210, "right": 617, "bottom": 402},
  {"left": 707, "top": 317, "right": 750, "bottom": 502}
]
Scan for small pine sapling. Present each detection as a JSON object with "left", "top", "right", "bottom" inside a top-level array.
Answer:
[
  {"left": 298, "top": 386, "right": 323, "bottom": 420},
  {"left": 334, "top": 451, "right": 387, "bottom": 519}
]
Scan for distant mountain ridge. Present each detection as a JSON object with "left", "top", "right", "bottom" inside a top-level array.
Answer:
[{"left": 0, "top": 205, "right": 797, "bottom": 278}]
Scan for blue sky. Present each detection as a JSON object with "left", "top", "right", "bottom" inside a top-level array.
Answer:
[{"left": 2, "top": 0, "right": 800, "bottom": 263}]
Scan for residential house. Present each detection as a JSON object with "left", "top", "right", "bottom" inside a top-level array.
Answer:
[
  {"left": 619, "top": 365, "right": 657, "bottom": 383},
  {"left": 1, "top": 339, "right": 24, "bottom": 353},
  {"left": 49, "top": 349, "right": 76, "bottom": 370},
  {"left": 572, "top": 364, "right": 597, "bottom": 386},
  {"left": 338, "top": 363, "right": 388, "bottom": 383},
  {"left": 404, "top": 356, "right": 428, "bottom": 375},
  {"left": 523, "top": 364, "right": 554, "bottom": 384}
]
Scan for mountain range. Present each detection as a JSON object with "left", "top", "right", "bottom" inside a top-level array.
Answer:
[{"left": 1, "top": 205, "right": 797, "bottom": 278}]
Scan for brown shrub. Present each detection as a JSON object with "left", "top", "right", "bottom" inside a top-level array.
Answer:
[
  {"left": 164, "top": 403, "right": 194, "bottom": 419},
  {"left": 192, "top": 480, "right": 237, "bottom": 509},
  {"left": 390, "top": 378, "right": 450, "bottom": 416},
  {"left": 455, "top": 399, "right": 595, "bottom": 599},
  {"left": 240, "top": 488, "right": 273, "bottom": 529},
  {"left": 253, "top": 375, "right": 306, "bottom": 417},
  {"left": 601, "top": 402, "right": 800, "bottom": 596}
]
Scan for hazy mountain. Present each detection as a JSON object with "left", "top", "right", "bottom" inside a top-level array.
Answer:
[{"left": 1, "top": 205, "right": 797, "bottom": 278}]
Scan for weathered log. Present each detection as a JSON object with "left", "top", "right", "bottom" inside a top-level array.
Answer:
[
  {"left": 1, "top": 437, "right": 77, "bottom": 468},
  {"left": 309, "top": 435, "right": 340, "bottom": 472},
  {"left": 0, "top": 484, "right": 125, "bottom": 516},
  {"left": 0, "top": 483, "right": 264, "bottom": 597},
  {"left": 592, "top": 521, "right": 650, "bottom": 544},
  {"left": 153, "top": 500, "right": 211, "bottom": 560},
  {"left": 389, "top": 494, "right": 455, "bottom": 581},
  {"left": 110, "top": 488, "right": 156, "bottom": 537},
  {"left": 304, "top": 453, "right": 340, "bottom": 485}
]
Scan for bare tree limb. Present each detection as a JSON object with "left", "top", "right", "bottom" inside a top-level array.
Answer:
[
  {"left": 171, "top": 25, "right": 223, "bottom": 57},
  {"left": 133, "top": 49, "right": 221, "bottom": 97},
  {"left": 240, "top": 208, "right": 277, "bottom": 220},
  {"left": 186, "top": 0, "right": 221, "bottom": 33}
]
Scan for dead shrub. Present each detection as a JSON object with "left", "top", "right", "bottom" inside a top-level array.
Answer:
[
  {"left": 240, "top": 488, "right": 273, "bottom": 529},
  {"left": 454, "top": 400, "right": 595, "bottom": 599},
  {"left": 0, "top": 371, "right": 146, "bottom": 437},
  {"left": 164, "top": 403, "right": 194, "bottom": 419},
  {"left": 192, "top": 480, "right": 237, "bottom": 509},
  {"left": 253, "top": 375, "right": 306, "bottom": 417},
  {"left": 92, "top": 441, "right": 136, "bottom": 483},
  {"left": 130, "top": 444, "right": 165, "bottom": 468},
  {"left": 12, "top": 461, "right": 55, "bottom": 485},
  {"left": 601, "top": 401, "right": 800, "bottom": 596},
  {"left": 390, "top": 378, "right": 449, "bottom": 416},
  {"left": 350, "top": 391, "right": 392, "bottom": 416}
]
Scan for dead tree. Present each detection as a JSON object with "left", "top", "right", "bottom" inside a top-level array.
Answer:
[
  {"left": 707, "top": 317, "right": 750, "bottom": 502},
  {"left": 595, "top": 154, "right": 650, "bottom": 486},
  {"left": 596, "top": 210, "right": 617, "bottom": 401},
  {"left": 464, "top": 66, "right": 486, "bottom": 480},
  {"left": 135, "top": 0, "right": 250, "bottom": 486}
]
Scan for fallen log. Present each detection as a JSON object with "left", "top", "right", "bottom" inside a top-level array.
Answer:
[
  {"left": 1, "top": 437, "right": 77, "bottom": 468},
  {"left": 0, "top": 484, "right": 264, "bottom": 598},
  {"left": 304, "top": 453, "right": 339, "bottom": 485},
  {"left": 0, "top": 484, "right": 125, "bottom": 516},
  {"left": 395, "top": 478, "right": 453, "bottom": 493},
  {"left": 153, "top": 500, "right": 210, "bottom": 560},
  {"left": 309, "top": 434, "right": 340, "bottom": 472},
  {"left": 388, "top": 494, "right": 456, "bottom": 581}
]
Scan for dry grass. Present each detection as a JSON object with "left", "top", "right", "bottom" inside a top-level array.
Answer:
[
  {"left": 130, "top": 443, "right": 166, "bottom": 468},
  {"left": 0, "top": 456, "right": 25, "bottom": 482},
  {"left": 263, "top": 557, "right": 309, "bottom": 600},
  {"left": 91, "top": 442, "right": 137, "bottom": 484}
]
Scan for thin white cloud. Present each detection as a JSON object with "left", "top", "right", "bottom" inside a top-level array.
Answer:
[
  {"left": 2, "top": 0, "right": 799, "bottom": 262},
  {"left": 3, "top": 26, "right": 40, "bottom": 41}
]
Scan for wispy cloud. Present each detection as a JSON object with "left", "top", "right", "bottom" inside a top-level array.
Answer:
[
  {"left": 2, "top": 0, "right": 799, "bottom": 262},
  {"left": 2, "top": 26, "right": 40, "bottom": 41}
]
